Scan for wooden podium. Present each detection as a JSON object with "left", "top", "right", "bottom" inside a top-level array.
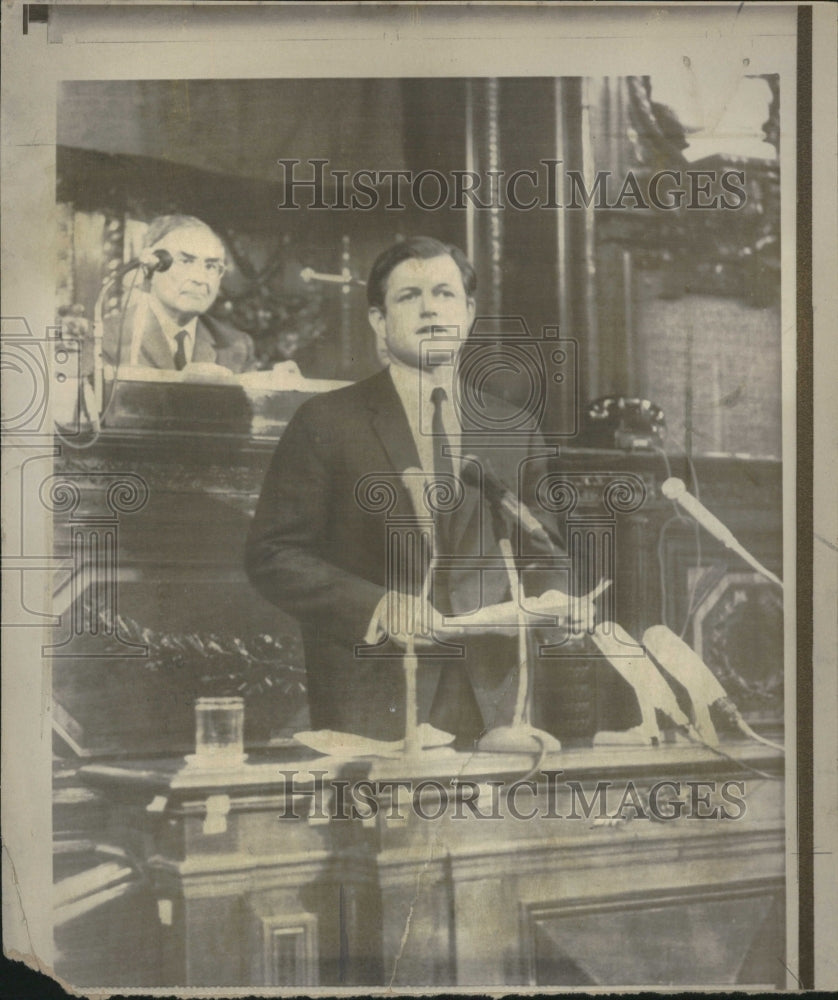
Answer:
[{"left": 75, "top": 744, "right": 784, "bottom": 989}]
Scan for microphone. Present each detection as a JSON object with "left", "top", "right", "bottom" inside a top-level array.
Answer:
[
  {"left": 661, "top": 478, "right": 783, "bottom": 589},
  {"left": 643, "top": 625, "right": 784, "bottom": 753},
  {"left": 661, "top": 478, "right": 735, "bottom": 545},
  {"left": 300, "top": 266, "right": 365, "bottom": 288},
  {"left": 461, "top": 455, "right": 556, "bottom": 548},
  {"left": 642, "top": 625, "right": 726, "bottom": 744},
  {"left": 107, "top": 248, "right": 173, "bottom": 281},
  {"left": 590, "top": 623, "right": 692, "bottom": 746}
]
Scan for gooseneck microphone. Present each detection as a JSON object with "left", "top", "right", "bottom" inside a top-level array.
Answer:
[
  {"left": 661, "top": 477, "right": 783, "bottom": 589},
  {"left": 461, "top": 456, "right": 558, "bottom": 548}
]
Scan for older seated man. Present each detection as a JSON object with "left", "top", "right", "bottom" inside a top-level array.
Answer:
[{"left": 103, "top": 214, "right": 255, "bottom": 374}]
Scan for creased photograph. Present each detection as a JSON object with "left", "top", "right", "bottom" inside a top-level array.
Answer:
[{"left": 2, "top": 3, "right": 835, "bottom": 995}]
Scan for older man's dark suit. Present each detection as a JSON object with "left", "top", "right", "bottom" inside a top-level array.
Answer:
[
  {"left": 246, "top": 367, "right": 560, "bottom": 743},
  {"left": 103, "top": 303, "right": 255, "bottom": 373}
]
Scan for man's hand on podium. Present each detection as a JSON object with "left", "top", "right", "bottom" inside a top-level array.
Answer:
[
  {"left": 522, "top": 588, "right": 598, "bottom": 635},
  {"left": 446, "top": 588, "right": 596, "bottom": 638},
  {"left": 367, "top": 590, "right": 513, "bottom": 650},
  {"left": 369, "top": 582, "right": 606, "bottom": 650}
]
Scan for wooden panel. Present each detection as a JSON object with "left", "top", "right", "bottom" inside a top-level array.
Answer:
[
  {"left": 257, "top": 913, "right": 319, "bottom": 987},
  {"left": 521, "top": 880, "right": 785, "bottom": 987}
]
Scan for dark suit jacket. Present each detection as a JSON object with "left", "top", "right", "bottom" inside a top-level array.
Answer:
[
  {"left": 245, "top": 368, "right": 562, "bottom": 743},
  {"left": 103, "top": 302, "right": 255, "bottom": 374}
]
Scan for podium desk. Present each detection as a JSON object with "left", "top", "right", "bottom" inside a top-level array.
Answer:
[{"left": 78, "top": 743, "right": 784, "bottom": 989}]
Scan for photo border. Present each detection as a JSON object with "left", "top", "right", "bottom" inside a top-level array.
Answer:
[{"left": 1, "top": 2, "right": 834, "bottom": 994}]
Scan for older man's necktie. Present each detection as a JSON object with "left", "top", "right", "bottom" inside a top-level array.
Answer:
[{"left": 174, "top": 329, "right": 188, "bottom": 371}]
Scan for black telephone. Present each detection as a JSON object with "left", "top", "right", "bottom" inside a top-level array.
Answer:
[{"left": 579, "top": 396, "right": 666, "bottom": 450}]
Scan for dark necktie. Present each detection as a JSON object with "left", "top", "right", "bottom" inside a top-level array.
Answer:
[
  {"left": 431, "top": 386, "right": 455, "bottom": 555},
  {"left": 174, "top": 329, "right": 188, "bottom": 371}
]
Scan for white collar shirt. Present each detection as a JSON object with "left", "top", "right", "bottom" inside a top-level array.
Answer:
[{"left": 388, "top": 362, "right": 461, "bottom": 476}]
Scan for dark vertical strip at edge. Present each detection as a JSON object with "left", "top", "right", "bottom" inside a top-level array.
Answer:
[{"left": 796, "top": 4, "right": 814, "bottom": 991}]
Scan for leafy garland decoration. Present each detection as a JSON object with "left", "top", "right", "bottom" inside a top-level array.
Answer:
[{"left": 83, "top": 600, "right": 307, "bottom": 699}]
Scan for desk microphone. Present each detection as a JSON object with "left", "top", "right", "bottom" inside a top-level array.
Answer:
[
  {"left": 661, "top": 478, "right": 783, "bottom": 589},
  {"left": 643, "top": 625, "right": 784, "bottom": 753},
  {"left": 591, "top": 623, "right": 692, "bottom": 744},
  {"left": 661, "top": 478, "right": 737, "bottom": 547},
  {"left": 461, "top": 455, "right": 555, "bottom": 548},
  {"left": 642, "top": 625, "right": 726, "bottom": 744}
]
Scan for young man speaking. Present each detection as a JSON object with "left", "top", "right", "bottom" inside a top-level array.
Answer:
[{"left": 246, "top": 236, "right": 583, "bottom": 746}]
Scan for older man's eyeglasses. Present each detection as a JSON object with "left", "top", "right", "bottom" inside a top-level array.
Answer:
[{"left": 171, "top": 251, "right": 226, "bottom": 278}]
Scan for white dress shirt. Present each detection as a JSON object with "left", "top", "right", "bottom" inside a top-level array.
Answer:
[
  {"left": 388, "top": 362, "right": 461, "bottom": 475},
  {"left": 364, "top": 362, "right": 462, "bottom": 644}
]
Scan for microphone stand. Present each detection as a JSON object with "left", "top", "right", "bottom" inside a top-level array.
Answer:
[
  {"left": 402, "top": 633, "right": 421, "bottom": 757},
  {"left": 477, "top": 507, "right": 561, "bottom": 754},
  {"left": 90, "top": 253, "right": 170, "bottom": 414},
  {"left": 90, "top": 273, "right": 118, "bottom": 415},
  {"left": 401, "top": 549, "right": 460, "bottom": 759},
  {"left": 91, "top": 264, "right": 142, "bottom": 414},
  {"left": 397, "top": 469, "right": 434, "bottom": 759}
]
